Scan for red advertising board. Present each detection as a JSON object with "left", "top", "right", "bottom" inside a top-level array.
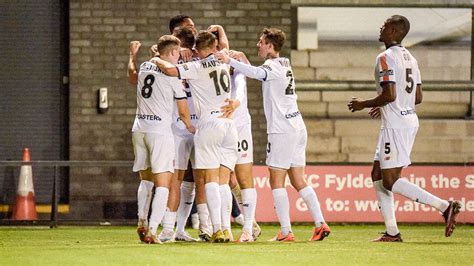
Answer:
[{"left": 253, "top": 165, "right": 474, "bottom": 223}]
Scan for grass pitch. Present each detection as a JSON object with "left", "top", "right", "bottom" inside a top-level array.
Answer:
[{"left": 0, "top": 224, "right": 472, "bottom": 265}]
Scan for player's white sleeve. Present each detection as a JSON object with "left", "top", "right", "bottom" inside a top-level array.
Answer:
[
  {"left": 229, "top": 58, "right": 266, "bottom": 81},
  {"left": 376, "top": 53, "right": 396, "bottom": 84},
  {"left": 232, "top": 70, "right": 246, "bottom": 102},
  {"left": 170, "top": 78, "right": 187, "bottom": 99},
  {"left": 176, "top": 61, "right": 199, "bottom": 80}
]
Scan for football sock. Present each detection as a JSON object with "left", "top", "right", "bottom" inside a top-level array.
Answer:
[
  {"left": 161, "top": 210, "right": 177, "bottom": 232},
  {"left": 148, "top": 187, "right": 169, "bottom": 235},
  {"left": 197, "top": 203, "right": 211, "bottom": 231},
  {"left": 137, "top": 180, "right": 154, "bottom": 223},
  {"left": 241, "top": 188, "right": 257, "bottom": 233},
  {"left": 205, "top": 182, "right": 222, "bottom": 233},
  {"left": 392, "top": 178, "right": 449, "bottom": 212},
  {"left": 219, "top": 184, "right": 232, "bottom": 231},
  {"left": 272, "top": 188, "right": 292, "bottom": 235},
  {"left": 299, "top": 186, "right": 325, "bottom": 227},
  {"left": 374, "top": 180, "right": 399, "bottom": 236},
  {"left": 176, "top": 181, "right": 195, "bottom": 233}
]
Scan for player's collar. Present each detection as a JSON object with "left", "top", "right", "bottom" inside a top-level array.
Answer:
[{"left": 386, "top": 42, "right": 402, "bottom": 49}]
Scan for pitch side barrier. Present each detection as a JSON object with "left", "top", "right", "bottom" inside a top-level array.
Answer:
[
  {"left": 0, "top": 161, "right": 473, "bottom": 226},
  {"left": 297, "top": 80, "right": 474, "bottom": 119},
  {"left": 0, "top": 160, "right": 132, "bottom": 228}
]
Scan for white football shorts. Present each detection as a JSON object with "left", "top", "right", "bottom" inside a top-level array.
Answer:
[
  {"left": 374, "top": 127, "right": 418, "bottom": 169},
  {"left": 266, "top": 128, "right": 307, "bottom": 170},
  {"left": 174, "top": 133, "right": 195, "bottom": 170},
  {"left": 236, "top": 123, "right": 253, "bottom": 165},
  {"left": 132, "top": 132, "right": 175, "bottom": 174},
  {"left": 194, "top": 118, "right": 238, "bottom": 171}
]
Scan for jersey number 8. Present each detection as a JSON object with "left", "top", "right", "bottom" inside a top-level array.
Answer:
[{"left": 141, "top": 74, "right": 155, "bottom": 98}]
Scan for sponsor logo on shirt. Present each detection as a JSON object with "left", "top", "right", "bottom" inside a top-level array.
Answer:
[
  {"left": 285, "top": 111, "right": 301, "bottom": 119},
  {"left": 261, "top": 65, "right": 272, "bottom": 71},
  {"left": 136, "top": 114, "right": 162, "bottom": 121},
  {"left": 378, "top": 69, "right": 393, "bottom": 77},
  {"left": 400, "top": 109, "right": 416, "bottom": 116}
]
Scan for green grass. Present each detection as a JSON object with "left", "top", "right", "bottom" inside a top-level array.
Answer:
[{"left": 0, "top": 224, "right": 473, "bottom": 265}]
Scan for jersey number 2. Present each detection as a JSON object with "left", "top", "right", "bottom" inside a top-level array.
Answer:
[
  {"left": 141, "top": 74, "right": 154, "bottom": 98},
  {"left": 285, "top": 70, "right": 294, "bottom": 95},
  {"left": 209, "top": 69, "right": 230, "bottom": 96}
]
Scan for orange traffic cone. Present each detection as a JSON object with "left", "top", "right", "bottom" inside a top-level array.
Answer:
[{"left": 12, "top": 148, "right": 38, "bottom": 220}]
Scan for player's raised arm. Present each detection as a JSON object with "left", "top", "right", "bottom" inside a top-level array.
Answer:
[
  {"left": 128, "top": 41, "right": 141, "bottom": 85},
  {"left": 150, "top": 56, "right": 179, "bottom": 77},
  {"left": 216, "top": 51, "right": 266, "bottom": 81},
  {"left": 208, "top": 25, "right": 229, "bottom": 50}
]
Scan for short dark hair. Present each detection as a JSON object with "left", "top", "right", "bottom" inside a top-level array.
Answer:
[
  {"left": 169, "top": 15, "right": 191, "bottom": 34},
  {"left": 157, "top": 35, "right": 181, "bottom": 55},
  {"left": 389, "top": 15, "right": 410, "bottom": 41},
  {"left": 195, "top": 31, "right": 216, "bottom": 51},
  {"left": 261, "top": 27, "right": 286, "bottom": 52},
  {"left": 173, "top": 26, "right": 195, "bottom": 49}
]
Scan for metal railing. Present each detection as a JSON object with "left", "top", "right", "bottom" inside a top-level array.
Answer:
[
  {"left": 296, "top": 80, "right": 474, "bottom": 118},
  {"left": 0, "top": 160, "right": 132, "bottom": 228}
]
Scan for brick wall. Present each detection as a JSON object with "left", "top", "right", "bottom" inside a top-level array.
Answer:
[{"left": 69, "top": 0, "right": 291, "bottom": 219}]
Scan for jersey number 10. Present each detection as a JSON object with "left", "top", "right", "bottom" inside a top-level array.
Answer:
[{"left": 209, "top": 69, "right": 230, "bottom": 96}]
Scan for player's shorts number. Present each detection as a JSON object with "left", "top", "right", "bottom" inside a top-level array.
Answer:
[
  {"left": 238, "top": 139, "right": 248, "bottom": 152},
  {"left": 384, "top": 142, "right": 391, "bottom": 154},
  {"left": 266, "top": 142, "right": 271, "bottom": 153},
  {"left": 405, "top": 68, "right": 414, "bottom": 94},
  {"left": 285, "top": 70, "right": 295, "bottom": 95},
  {"left": 141, "top": 74, "right": 155, "bottom": 98},
  {"left": 209, "top": 69, "right": 230, "bottom": 95}
]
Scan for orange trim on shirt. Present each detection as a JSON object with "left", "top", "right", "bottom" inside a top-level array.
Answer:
[{"left": 380, "top": 55, "right": 389, "bottom": 82}]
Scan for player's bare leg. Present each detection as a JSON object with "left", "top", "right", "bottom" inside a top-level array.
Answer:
[
  {"left": 288, "top": 166, "right": 330, "bottom": 241},
  {"left": 144, "top": 171, "right": 172, "bottom": 244},
  {"left": 268, "top": 167, "right": 294, "bottom": 242},
  {"left": 371, "top": 161, "right": 401, "bottom": 242},
  {"left": 136, "top": 168, "right": 154, "bottom": 242},
  {"left": 382, "top": 166, "right": 459, "bottom": 238},
  {"left": 219, "top": 166, "right": 233, "bottom": 242},
  {"left": 233, "top": 163, "right": 259, "bottom": 242}
]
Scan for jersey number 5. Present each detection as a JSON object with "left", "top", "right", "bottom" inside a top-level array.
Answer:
[
  {"left": 209, "top": 69, "right": 230, "bottom": 96},
  {"left": 141, "top": 74, "right": 154, "bottom": 98},
  {"left": 405, "top": 68, "right": 414, "bottom": 94}
]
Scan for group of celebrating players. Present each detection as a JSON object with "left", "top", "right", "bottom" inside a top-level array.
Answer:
[{"left": 127, "top": 14, "right": 461, "bottom": 244}]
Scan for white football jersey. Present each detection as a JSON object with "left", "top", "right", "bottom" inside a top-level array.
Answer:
[
  {"left": 374, "top": 45, "right": 421, "bottom": 129},
  {"left": 132, "top": 61, "right": 186, "bottom": 135},
  {"left": 230, "top": 69, "right": 251, "bottom": 127},
  {"left": 259, "top": 57, "right": 305, "bottom": 133},
  {"left": 172, "top": 57, "right": 200, "bottom": 136},
  {"left": 176, "top": 54, "right": 231, "bottom": 122}
]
